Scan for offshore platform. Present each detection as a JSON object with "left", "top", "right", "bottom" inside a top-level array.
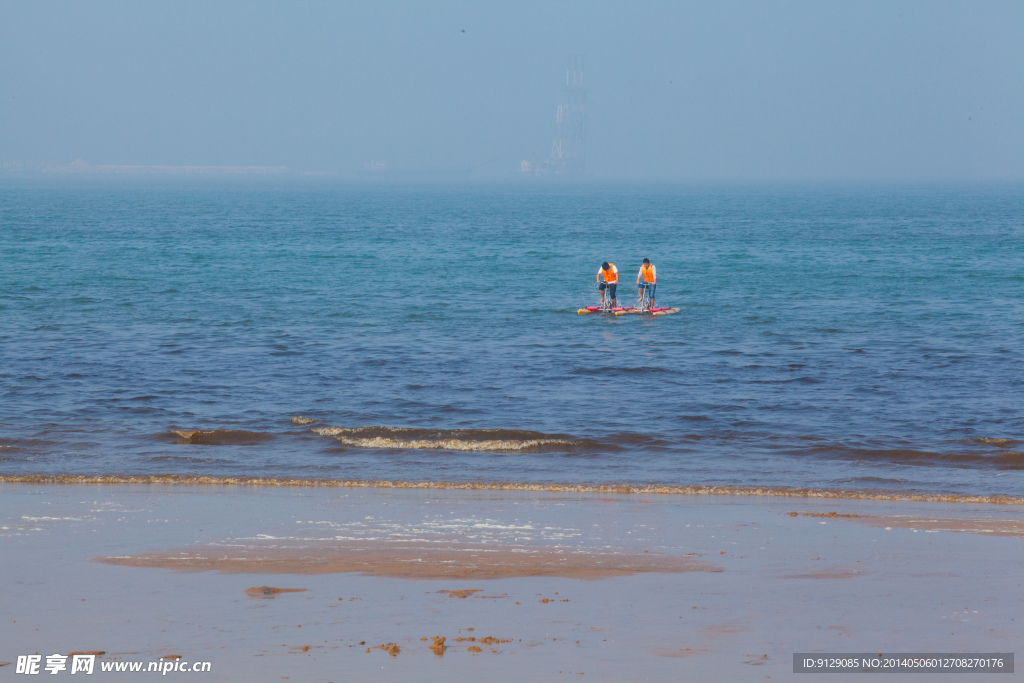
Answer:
[{"left": 521, "top": 55, "right": 586, "bottom": 176}]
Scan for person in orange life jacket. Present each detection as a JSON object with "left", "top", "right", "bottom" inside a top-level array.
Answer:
[
  {"left": 597, "top": 262, "right": 619, "bottom": 307},
  {"left": 636, "top": 258, "right": 656, "bottom": 308}
]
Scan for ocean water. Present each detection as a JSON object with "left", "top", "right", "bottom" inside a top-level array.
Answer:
[{"left": 1, "top": 182, "right": 1022, "bottom": 498}]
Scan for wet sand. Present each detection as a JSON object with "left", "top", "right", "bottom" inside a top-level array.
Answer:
[
  {"left": 1, "top": 483, "right": 1021, "bottom": 681},
  {"left": 99, "top": 544, "right": 720, "bottom": 579}
]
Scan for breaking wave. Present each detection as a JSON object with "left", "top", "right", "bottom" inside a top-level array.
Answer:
[
  {"left": 964, "top": 437, "right": 1020, "bottom": 448},
  {"left": 309, "top": 425, "right": 592, "bottom": 453}
]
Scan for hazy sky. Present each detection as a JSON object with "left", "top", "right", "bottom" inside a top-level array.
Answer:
[{"left": 1, "top": 0, "right": 1021, "bottom": 181}]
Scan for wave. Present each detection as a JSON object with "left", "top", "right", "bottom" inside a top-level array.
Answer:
[
  {"left": 964, "top": 437, "right": 1020, "bottom": 448},
  {"left": 310, "top": 425, "right": 589, "bottom": 453},
  {"left": 2, "top": 473, "right": 1021, "bottom": 505},
  {"left": 572, "top": 366, "right": 678, "bottom": 376},
  {"left": 167, "top": 429, "right": 275, "bottom": 446},
  {"left": 603, "top": 433, "right": 673, "bottom": 448},
  {"left": 290, "top": 416, "right": 321, "bottom": 426},
  {"left": 0, "top": 437, "right": 61, "bottom": 452},
  {"left": 145, "top": 455, "right": 233, "bottom": 464},
  {"left": 800, "top": 444, "right": 1024, "bottom": 470}
]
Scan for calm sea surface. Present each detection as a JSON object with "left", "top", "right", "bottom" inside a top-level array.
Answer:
[{"left": 1, "top": 183, "right": 1022, "bottom": 497}]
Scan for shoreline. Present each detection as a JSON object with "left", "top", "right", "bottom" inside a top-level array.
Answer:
[{"left": 2, "top": 473, "right": 1023, "bottom": 506}]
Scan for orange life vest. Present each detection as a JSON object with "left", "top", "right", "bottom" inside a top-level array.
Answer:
[
  {"left": 602, "top": 264, "right": 618, "bottom": 283},
  {"left": 640, "top": 264, "right": 655, "bottom": 283}
]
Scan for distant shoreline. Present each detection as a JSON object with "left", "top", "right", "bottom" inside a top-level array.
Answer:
[{"left": 0, "top": 160, "right": 289, "bottom": 175}]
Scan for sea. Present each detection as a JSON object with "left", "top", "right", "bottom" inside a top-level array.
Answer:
[{"left": 2, "top": 181, "right": 1022, "bottom": 499}]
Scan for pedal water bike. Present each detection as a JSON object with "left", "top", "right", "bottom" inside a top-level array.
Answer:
[
  {"left": 578, "top": 283, "right": 678, "bottom": 316},
  {"left": 637, "top": 282, "right": 655, "bottom": 312}
]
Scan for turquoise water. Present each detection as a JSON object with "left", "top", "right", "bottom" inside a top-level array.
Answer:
[{"left": 1, "top": 182, "right": 1022, "bottom": 496}]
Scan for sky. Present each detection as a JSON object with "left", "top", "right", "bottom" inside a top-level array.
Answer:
[{"left": 1, "top": 0, "right": 1022, "bottom": 182}]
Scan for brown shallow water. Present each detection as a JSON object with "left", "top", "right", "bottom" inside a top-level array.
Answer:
[{"left": 3, "top": 474, "right": 1023, "bottom": 505}]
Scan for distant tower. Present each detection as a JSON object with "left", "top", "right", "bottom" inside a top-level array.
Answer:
[{"left": 550, "top": 55, "right": 586, "bottom": 175}]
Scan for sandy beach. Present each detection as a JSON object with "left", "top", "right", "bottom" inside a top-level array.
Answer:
[{"left": 1, "top": 483, "right": 1020, "bottom": 682}]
